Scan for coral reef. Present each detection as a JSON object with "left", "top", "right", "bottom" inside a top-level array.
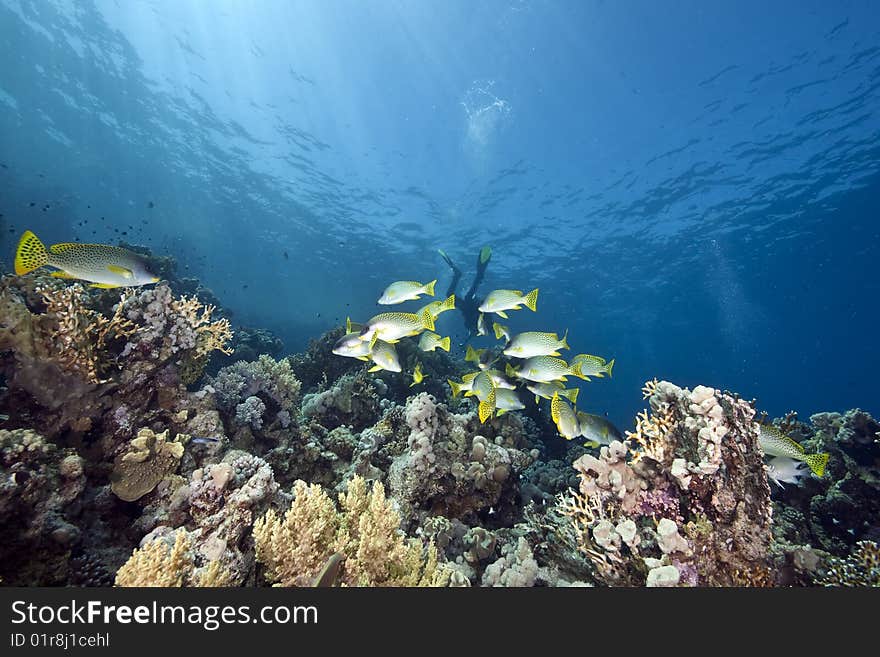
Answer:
[
  {"left": 554, "top": 380, "right": 773, "bottom": 586},
  {"left": 1, "top": 260, "right": 877, "bottom": 588}
]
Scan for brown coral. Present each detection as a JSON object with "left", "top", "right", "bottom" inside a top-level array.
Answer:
[
  {"left": 110, "top": 428, "right": 187, "bottom": 502},
  {"left": 115, "top": 530, "right": 232, "bottom": 587}
]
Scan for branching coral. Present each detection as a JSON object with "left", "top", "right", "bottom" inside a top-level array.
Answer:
[
  {"left": 253, "top": 476, "right": 451, "bottom": 587},
  {"left": 115, "top": 529, "right": 233, "bottom": 587},
  {"left": 816, "top": 541, "right": 880, "bottom": 587}
]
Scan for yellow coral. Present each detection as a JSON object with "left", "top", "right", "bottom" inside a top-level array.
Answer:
[
  {"left": 254, "top": 476, "right": 451, "bottom": 587},
  {"left": 115, "top": 530, "right": 232, "bottom": 587},
  {"left": 110, "top": 428, "right": 186, "bottom": 501},
  {"left": 627, "top": 403, "right": 675, "bottom": 464}
]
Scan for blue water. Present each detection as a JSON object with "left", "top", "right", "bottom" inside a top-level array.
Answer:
[{"left": 0, "top": 0, "right": 878, "bottom": 430}]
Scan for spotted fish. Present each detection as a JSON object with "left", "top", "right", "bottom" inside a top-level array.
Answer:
[{"left": 15, "top": 230, "right": 159, "bottom": 288}]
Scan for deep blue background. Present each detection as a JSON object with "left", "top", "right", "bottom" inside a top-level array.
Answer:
[{"left": 0, "top": 0, "right": 877, "bottom": 429}]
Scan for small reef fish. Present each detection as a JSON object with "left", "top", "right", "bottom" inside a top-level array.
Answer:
[
  {"left": 503, "top": 330, "right": 570, "bottom": 359},
  {"left": 492, "top": 322, "right": 511, "bottom": 343},
  {"left": 418, "top": 331, "right": 451, "bottom": 352},
  {"left": 332, "top": 332, "right": 372, "bottom": 360},
  {"left": 476, "top": 312, "right": 487, "bottom": 336},
  {"left": 367, "top": 340, "right": 401, "bottom": 373},
  {"left": 506, "top": 356, "right": 586, "bottom": 383},
  {"left": 493, "top": 388, "right": 525, "bottom": 415},
  {"left": 377, "top": 279, "right": 437, "bottom": 305},
  {"left": 766, "top": 456, "right": 810, "bottom": 489},
  {"left": 551, "top": 392, "right": 580, "bottom": 440},
  {"left": 15, "top": 230, "right": 160, "bottom": 288},
  {"left": 477, "top": 288, "right": 539, "bottom": 318},
  {"left": 576, "top": 412, "right": 623, "bottom": 448},
  {"left": 418, "top": 294, "right": 455, "bottom": 319},
  {"left": 526, "top": 381, "right": 579, "bottom": 405},
  {"left": 570, "top": 354, "right": 615, "bottom": 379},
  {"left": 758, "top": 424, "right": 829, "bottom": 477},
  {"left": 190, "top": 436, "right": 221, "bottom": 445},
  {"left": 409, "top": 362, "right": 426, "bottom": 387},
  {"left": 464, "top": 371, "right": 497, "bottom": 423},
  {"left": 360, "top": 310, "right": 435, "bottom": 345}
]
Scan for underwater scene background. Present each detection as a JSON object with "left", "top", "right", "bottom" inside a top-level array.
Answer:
[{"left": 0, "top": 0, "right": 878, "bottom": 587}]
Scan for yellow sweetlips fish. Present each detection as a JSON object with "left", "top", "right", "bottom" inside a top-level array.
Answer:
[
  {"left": 570, "top": 354, "right": 615, "bottom": 379},
  {"left": 464, "top": 371, "right": 497, "bottom": 423},
  {"left": 577, "top": 412, "right": 623, "bottom": 448},
  {"left": 367, "top": 340, "right": 401, "bottom": 373},
  {"left": 492, "top": 322, "right": 511, "bottom": 342},
  {"left": 477, "top": 288, "right": 538, "bottom": 318},
  {"left": 15, "top": 230, "right": 160, "bottom": 288},
  {"left": 503, "top": 330, "right": 570, "bottom": 359},
  {"left": 418, "top": 331, "right": 451, "bottom": 352},
  {"left": 332, "top": 332, "right": 372, "bottom": 360},
  {"left": 360, "top": 309, "right": 435, "bottom": 345},
  {"left": 507, "top": 356, "right": 586, "bottom": 383},
  {"left": 551, "top": 392, "right": 580, "bottom": 440},
  {"left": 526, "top": 381, "right": 579, "bottom": 405},
  {"left": 493, "top": 388, "right": 525, "bottom": 415},
  {"left": 758, "top": 424, "right": 829, "bottom": 477},
  {"left": 418, "top": 294, "right": 455, "bottom": 319},
  {"left": 378, "top": 279, "right": 436, "bottom": 305},
  {"left": 447, "top": 372, "right": 478, "bottom": 398}
]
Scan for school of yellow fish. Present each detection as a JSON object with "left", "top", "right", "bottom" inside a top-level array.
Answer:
[{"left": 331, "top": 276, "right": 618, "bottom": 447}]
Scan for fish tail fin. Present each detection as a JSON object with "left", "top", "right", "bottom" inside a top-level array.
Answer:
[
  {"left": 478, "top": 389, "right": 496, "bottom": 423},
  {"left": 421, "top": 309, "right": 435, "bottom": 332},
  {"left": 806, "top": 452, "right": 830, "bottom": 478},
  {"left": 505, "top": 362, "right": 518, "bottom": 379},
  {"left": 15, "top": 230, "right": 49, "bottom": 275},
  {"left": 492, "top": 323, "right": 504, "bottom": 340},
  {"left": 563, "top": 388, "right": 579, "bottom": 405},
  {"left": 523, "top": 288, "right": 539, "bottom": 311},
  {"left": 604, "top": 358, "right": 615, "bottom": 377},
  {"left": 441, "top": 294, "right": 455, "bottom": 311},
  {"left": 560, "top": 329, "right": 569, "bottom": 350},
  {"left": 447, "top": 379, "right": 462, "bottom": 398},
  {"left": 583, "top": 441, "right": 600, "bottom": 449},
  {"left": 439, "top": 336, "right": 450, "bottom": 352},
  {"left": 465, "top": 345, "right": 477, "bottom": 362},
  {"left": 424, "top": 279, "right": 437, "bottom": 296}
]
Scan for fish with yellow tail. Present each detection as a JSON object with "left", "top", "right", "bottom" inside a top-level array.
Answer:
[
  {"left": 526, "top": 381, "right": 579, "bottom": 405},
  {"left": 493, "top": 388, "right": 525, "bottom": 415},
  {"left": 360, "top": 309, "right": 435, "bottom": 347},
  {"left": 503, "top": 330, "right": 569, "bottom": 359},
  {"left": 15, "top": 230, "right": 160, "bottom": 288},
  {"left": 464, "top": 371, "right": 497, "bottom": 423},
  {"left": 758, "top": 424, "right": 829, "bottom": 477},
  {"left": 377, "top": 279, "right": 437, "bottom": 305},
  {"left": 332, "top": 331, "right": 372, "bottom": 360},
  {"left": 492, "top": 322, "right": 511, "bottom": 343},
  {"left": 577, "top": 412, "right": 623, "bottom": 448},
  {"left": 551, "top": 392, "right": 580, "bottom": 440},
  {"left": 418, "top": 331, "right": 451, "bottom": 352},
  {"left": 570, "top": 354, "right": 615, "bottom": 379},
  {"left": 367, "top": 340, "right": 401, "bottom": 373},
  {"left": 465, "top": 345, "right": 497, "bottom": 370},
  {"left": 409, "top": 362, "right": 426, "bottom": 387},
  {"left": 506, "top": 356, "right": 586, "bottom": 383},
  {"left": 418, "top": 294, "right": 455, "bottom": 319},
  {"left": 477, "top": 288, "right": 539, "bottom": 318}
]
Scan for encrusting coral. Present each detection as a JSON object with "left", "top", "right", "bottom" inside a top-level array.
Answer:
[
  {"left": 110, "top": 427, "right": 187, "bottom": 502},
  {"left": 253, "top": 475, "right": 451, "bottom": 587}
]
